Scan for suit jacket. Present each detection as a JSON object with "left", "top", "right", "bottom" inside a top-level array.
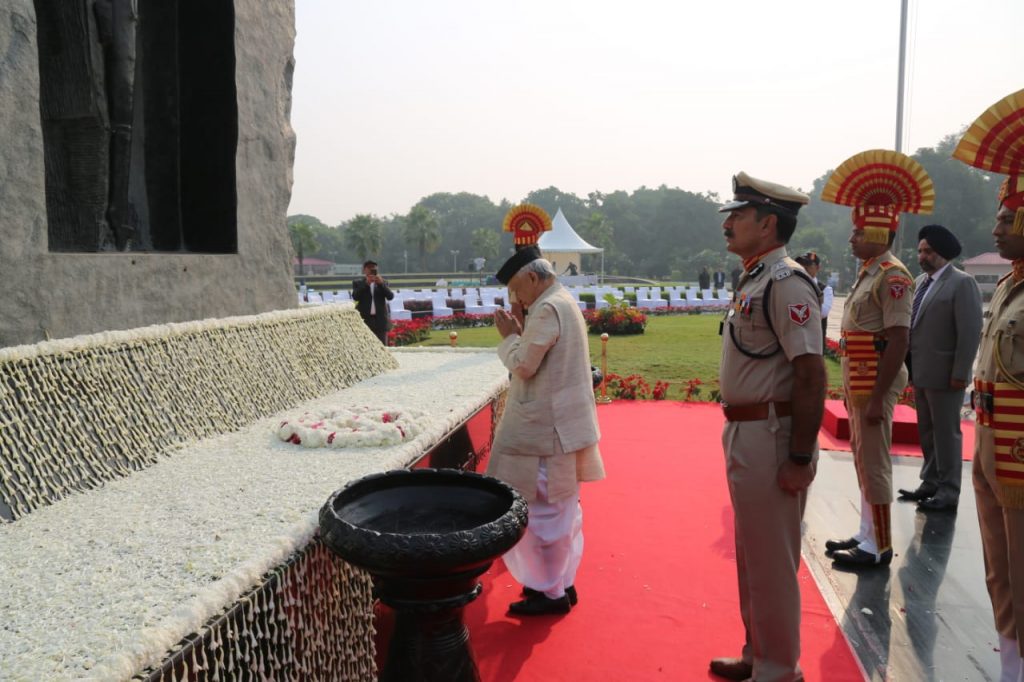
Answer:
[
  {"left": 352, "top": 278, "right": 394, "bottom": 332},
  {"left": 909, "top": 266, "right": 982, "bottom": 389}
]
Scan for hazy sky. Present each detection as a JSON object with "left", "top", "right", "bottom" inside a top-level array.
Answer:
[{"left": 287, "top": 0, "right": 1023, "bottom": 226}]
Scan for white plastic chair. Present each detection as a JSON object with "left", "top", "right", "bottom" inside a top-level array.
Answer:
[{"left": 389, "top": 299, "right": 412, "bottom": 321}]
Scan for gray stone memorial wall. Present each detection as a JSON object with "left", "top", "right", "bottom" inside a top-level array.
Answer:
[{"left": 1, "top": 0, "right": 298, "bottom": 346}]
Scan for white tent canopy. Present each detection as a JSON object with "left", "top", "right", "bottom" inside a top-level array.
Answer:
[
  {"left": 537, "top": 208, "right": 603, "bottom": 253},
  {"left": 537, "top": 208, "right": 604, "bottom": 282}
]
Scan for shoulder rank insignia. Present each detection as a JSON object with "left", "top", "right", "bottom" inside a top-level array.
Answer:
[
  {"left": 772, "top": 260, "right": 793, "bottom": 281},
  {"left": 788, "top": 303, "right": 811, "bottom": 325},
  {"left": 887, "top": 275, "right": 911, "bottom": 299}
]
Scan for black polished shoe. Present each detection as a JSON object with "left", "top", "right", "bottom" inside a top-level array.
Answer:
[
  {"left": 708, "top": 656, "right": 753, "bottom": 681},
  {"left": 897, "top": 484, "right": 938, "bottom": 502},
  {"left": 522, "top": 585, "right": 578, "bottom": 606},
  {"left": 832, "top": 547, "right": 893, "bottom": 568},
  {"left": 917, "top": 496, "right": 958, "bottom": 512},
  {"left": 508, "top": 593, "right": 571, "bottom": 616},
  {"left": 824, "top": 536, "right": 859, "bottom": 554}
]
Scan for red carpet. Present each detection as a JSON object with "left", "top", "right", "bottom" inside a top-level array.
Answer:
[{"left": 467, "top": 402, "right": 862, "bottom": 681}]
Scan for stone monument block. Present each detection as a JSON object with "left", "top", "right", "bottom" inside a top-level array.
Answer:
[{"left": 0, "top": 0, "right": 298, "bottom": 346}]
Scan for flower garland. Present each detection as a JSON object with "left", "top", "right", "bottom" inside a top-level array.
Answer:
[{"left": 277, "top": 406, "right": 428, "bottom": 448}]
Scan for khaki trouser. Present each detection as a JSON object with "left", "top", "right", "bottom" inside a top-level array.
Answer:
[
  {"left": 847, "top": 386, "right": 901, "bottom": 505},
  {"left": 722, "top": 411, "right": 810, "bottom": 682},
  {"left": 975, "top": 424, "right": 1024, "bottom": 656}
]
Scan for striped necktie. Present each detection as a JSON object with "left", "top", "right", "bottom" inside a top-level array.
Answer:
[{"left": 911, "top": 276, "right": 932, "bottom": 327}]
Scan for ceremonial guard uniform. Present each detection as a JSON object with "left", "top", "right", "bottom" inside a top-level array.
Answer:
[
  {"left": 713, "top": 172, "right": 823, "bottom": 682},
  {"left": 821, "top": 149, "right": 935, "bottom": 567},
  {"left": 840, "top": 250, "right": 913, "bottom": 553},
  {"left": 954, "top": 88, "right": 1024, "bottom": 681}
]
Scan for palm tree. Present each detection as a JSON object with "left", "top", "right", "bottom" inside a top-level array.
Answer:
[
  {"left": 344, "top": 214, "right": 383, "bottom": 262},
  {"left": 470, "top": 227, "right": 500, "bottom": 263},
  {"left": 403, "top": 206, "right": 441, "bottom": 271},
  {"left": 288, "top": 220, "right": 318, "bottom": 277}
]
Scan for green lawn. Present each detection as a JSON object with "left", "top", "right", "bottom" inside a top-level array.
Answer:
[{"left": 416, "top": 315, "right": 843, "bottom": 401}]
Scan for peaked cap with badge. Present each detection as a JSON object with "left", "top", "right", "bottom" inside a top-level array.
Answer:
[
  {"left": 719, "top": 171, "right": 810, "bottom": 218},
  {"left": 953, "top": 88, "right": 1024, "bottom": 235},
  {"left": 821, "top": 149, "right": 935, "bottom": 244}
]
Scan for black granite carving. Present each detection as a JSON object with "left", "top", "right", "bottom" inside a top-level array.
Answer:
[{"left": 33, "top": 0, "right": 237, "bottom": 253}]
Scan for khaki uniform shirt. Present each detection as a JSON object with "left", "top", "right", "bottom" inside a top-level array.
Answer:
[
  {"left": 720, "top": 246, "right": 823, "bottom": 405},
  {"left": 975, "top": 274, "right": 1024, "bottom": 508},
  {"left": 841, "top": 251, "right": 913, "bottom": 401}
]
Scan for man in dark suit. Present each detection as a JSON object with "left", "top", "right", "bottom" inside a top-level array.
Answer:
[
  {"left": 352, "top": 259, "right": 394, "bottom": 343},
  {"left": 899, "top": 225, "right": 982, "bottom": 511}
]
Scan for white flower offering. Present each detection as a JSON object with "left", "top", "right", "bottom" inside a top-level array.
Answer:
[{"left": 277, "top": 406, "right": 428, "bottom": 448}]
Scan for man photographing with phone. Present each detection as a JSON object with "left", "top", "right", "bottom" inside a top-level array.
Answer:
[{"left": 352, "top": 259, "right": 394, "bottom": 343}]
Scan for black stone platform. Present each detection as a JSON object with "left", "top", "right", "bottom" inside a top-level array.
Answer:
[{"left": 804, "top": 450, "right": 1001, "bottom": 681}]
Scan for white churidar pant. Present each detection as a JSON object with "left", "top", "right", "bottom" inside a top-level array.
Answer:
[{"left": 502, "top": 459, "right": 584, "bottom": 600}]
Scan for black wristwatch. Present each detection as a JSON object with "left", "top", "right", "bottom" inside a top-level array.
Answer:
[{"left": 788, "top": 452, "right": 813, "bottom": 466}]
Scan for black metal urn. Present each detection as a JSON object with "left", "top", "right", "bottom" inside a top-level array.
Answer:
[{"left": 319, "top": 468, "right": 528, "bottom": 682}]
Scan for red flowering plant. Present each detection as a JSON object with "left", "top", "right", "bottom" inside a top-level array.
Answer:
[
  {"left": 824, "top": 337, "right": 842, "bottom": 361},
  {"left": 430, "top": 313, "right": 495, "bottom": 330},
  {"left": 682, "top": 377, "right": 703, "bottom": 401},
  {"left": 387, "top": 318, "right": 431, "bottom": 346},
  {"left": 652, "top": 380, "right": 671, "bottom": 400},
  {"left": 584, "top": 295, "right": 647, "bottom": 335},
  {"left": 897, "top": 384, "right": 916, "bottom": 407},
  {"left": 603, "top": 372, "right": 652, "bottom": 399}
]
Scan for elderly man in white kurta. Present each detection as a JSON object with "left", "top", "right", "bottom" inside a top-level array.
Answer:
[{"left": 487, "top": 248, "right": 606, "bottom": 616}]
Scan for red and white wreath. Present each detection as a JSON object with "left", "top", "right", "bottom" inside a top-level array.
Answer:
[{"left": 277, "top": 406, "right": 426, "bottom": 448}]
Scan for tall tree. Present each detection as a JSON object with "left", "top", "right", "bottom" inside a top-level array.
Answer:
[
  {"left": 288, "top": 220, "right": 318, "bottom": 276},
  {"left": 470, "top": 227, "right": 500, "bottom": 261},
  {"left": 344, "top": 214, "right": 383, "bottom": 262},
  {"left": 403, "top": 206, "right": 441, "bottom": 271}
]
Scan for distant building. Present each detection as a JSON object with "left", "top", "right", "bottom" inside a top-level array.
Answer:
[
  {"left": 963, "top": 252, "right": 1010, "bottom": 296},
  {"left": 292, "top": 257, "right": 335, "bottom": 276}
]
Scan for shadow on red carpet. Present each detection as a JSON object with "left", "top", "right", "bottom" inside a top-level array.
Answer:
[{"left": 466, "top": 401, "right": 862, "bottom": 681}]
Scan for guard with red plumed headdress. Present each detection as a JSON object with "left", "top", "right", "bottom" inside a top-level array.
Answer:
[
  {"left": 820, "top": 149, "right": 934, "bottom": 569},
  {"left": 953, "top": 88, "right": 1024, "bottom": 680}
]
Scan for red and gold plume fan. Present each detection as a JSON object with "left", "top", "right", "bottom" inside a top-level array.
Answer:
[
  {"left": 953, "top": 88, "right": 1024, "bottom": 235},
  {"left": 821, "top": 149, "right": 935, "bottom": 244},
  {"left": 503, "top": 204, "right": 552, "bottom": 247}
]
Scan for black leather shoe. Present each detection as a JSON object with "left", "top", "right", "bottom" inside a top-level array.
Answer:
[
  {"left": 832, "top": 547, "right": 893, "bottom": 567},
  {"left": 898, "top": 484, "right": 938, "bottom": 502},
  {"left": 825, "top": 537, "right": 859, "bottom": 554},
  {"left": 709, "top": 656, "right": 753, "bottom": 681},
  {"left": 508, "top": 593, "right": 571, "bottom": 616},
  {"left": 522, "top": 585, "right": 578, "bottom": 606},
  {"left": 918, "top": 496, "right": 958, "bottom": 512}
]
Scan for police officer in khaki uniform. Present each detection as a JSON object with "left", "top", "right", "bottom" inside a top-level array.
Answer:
[
  {"left": 819, "top": 149, "right": 935, "bottom": 568},
  {"left": 953, "top": 89, "right": 1024, "bottom": 682},
  {"left": 710, "top": 172, "right": 826, "bottom": 682}
]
